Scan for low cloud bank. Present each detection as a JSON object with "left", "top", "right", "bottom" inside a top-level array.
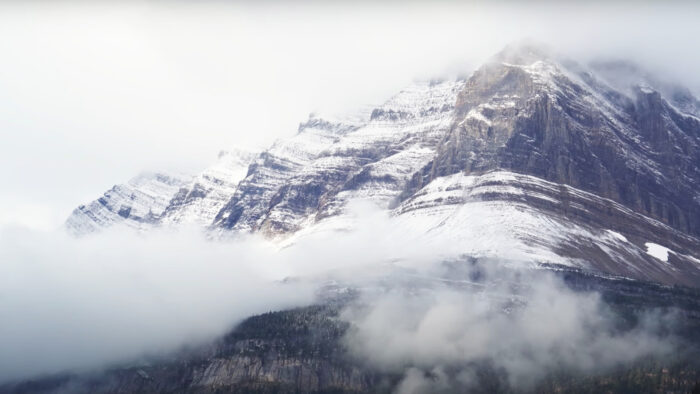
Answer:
[
  {"left": 0, "top": 203, "right": 418, "bottom": 383},
  {"left": 0, "top": 226, "right": 314, "bottom": 383},
  {"left": 341, "top": 263, "right": 677, "bottom": 393},
  {"left": 0, "top": 203, "right": 407, "bottom": 383},
  {"left": 0, "top": 203, "right": 684, "bottom": 389}
]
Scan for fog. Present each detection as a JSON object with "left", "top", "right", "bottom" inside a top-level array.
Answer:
[
  {"left": 0, "top": 225, "right": 314, "bottom": 383},
  {"left": 0, "top": 202, "right": 410, "bottom": 382},
  {"left": 0, "top": 202, "right": 682, "bottom": 387},
  {"left": 2, "top": 1, "right": 700, "bottom": 230},
  {"left": 341, "top": 264, "right": 676, "bottom": 393}
]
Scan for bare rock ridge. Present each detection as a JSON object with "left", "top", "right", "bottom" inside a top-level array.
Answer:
[{"left": 65, "top": 44, "right": 700, "bottom": 286}]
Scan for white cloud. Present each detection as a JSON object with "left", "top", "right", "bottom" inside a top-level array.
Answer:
[
  {"left": 0, "top": 225, "right": 314, "bottom": 382},
  {"left": 341, "top": 264, "right": 677, "bottom": 392},
  {"left": 0, "top": 201, "right": 682, "bottom": 386}
]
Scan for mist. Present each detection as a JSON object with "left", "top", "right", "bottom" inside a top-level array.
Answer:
[
  {"left": 0, "top": 225, "right": 315, "bottom": 383},
  {"left": 0, "top": 202, "right": 683, "bottom": 388},
  {"left": 0, "top": 202, "right": 415, "bottom": 382},
  {"left": 340, "top": 264, "right": 678, "bottom": 393}
]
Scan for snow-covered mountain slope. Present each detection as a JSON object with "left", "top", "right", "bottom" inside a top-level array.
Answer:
[
  {"left": 65, "top": 149, "right": 257, "bottom": 235},
  {"left": 392, "top": 170, "right": 700, "bottom": 286},
  {"left": 212, "top": 79, "right": 464, "bottom": 234},
  {"left": 65, "top": 172, "right": 191, "bottom": 235},
  {"left": 160, "top": 149, "right": 258, "bottom": 227},
  {"left": 279, "top": 168, "right": 700, "bottom": 287},
  {"left": 65, "top": 44, "right": 700, "bottom": 286}
]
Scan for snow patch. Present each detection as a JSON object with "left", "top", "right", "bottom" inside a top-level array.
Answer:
[
  {"left": 645, "top": 242, "right": 672, "bottom": 262},
  {"left": 638, "top": 83, "right": 655, "bottom": 94},
  {"left": 606, "top": 230, "right": 628, "bottom": 243},
  {"left": 462, "top": 108, "right": 492, "bottom": 126}
]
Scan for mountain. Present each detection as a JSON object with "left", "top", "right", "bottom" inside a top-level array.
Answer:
[
  {"left": 65, "top": 44, "right": 700, "bottom": 287},
  {"left": 159, "top": 149, "right": 259, "bottom": 227},
  {"left": 64, "top": 171, "right": 191, "bottom": 235},
  {"left": 65, "top": 149, "right": 257, "bottom": 235}
]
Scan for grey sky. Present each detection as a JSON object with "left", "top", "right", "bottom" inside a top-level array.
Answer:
[{"left": 1, "top": 1, "right": 700, "bottom": 229}]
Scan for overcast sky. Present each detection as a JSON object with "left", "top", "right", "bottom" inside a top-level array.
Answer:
[{"left": 1, "top": 0, "right": 700, "bottom": 230}]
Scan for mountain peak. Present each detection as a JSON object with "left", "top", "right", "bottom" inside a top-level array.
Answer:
[
  {"left": 297, "top": 113, "right": 364, "bottom": 135},
  {"left": 492, "top": 41, "right": 556, "bottom": 66}
]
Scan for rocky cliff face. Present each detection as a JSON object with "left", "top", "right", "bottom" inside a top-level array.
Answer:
[
  {"left": 65, "top": 45, "right": 700, "bottom": 287},
  {"left": 410, "top": 46, "right": 700, "bottom": 237}
]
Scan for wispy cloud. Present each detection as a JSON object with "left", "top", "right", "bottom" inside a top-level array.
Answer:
[
  {"left": 341, "top": 263, "right": 677, "bottom": 392},
  {"left": 0, "top": 225, "right": 313, "bottom": 382},
  {"left": 0, "top": 199, "right": 684, "bottom": 387}
]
